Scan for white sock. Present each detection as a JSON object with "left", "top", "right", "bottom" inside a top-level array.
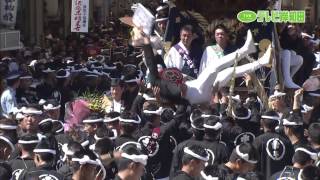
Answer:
[
  {"left": 257, "top": 45, "right": 272, "bottom": 66},
  {"left": 237, "top": 30, "right": 257, "bottom": 59}
]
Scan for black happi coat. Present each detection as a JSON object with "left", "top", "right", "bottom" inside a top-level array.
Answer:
[{"left": 253, "top": 131, "right": 294, "bottom": 180}]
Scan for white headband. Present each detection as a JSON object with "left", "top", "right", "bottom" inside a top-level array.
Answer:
[
  {"left": 62, "top": 144, "right": 75, "bottom": 156},
  {"left": 270, "top": 91, "right": 286, "bottom": 99},
  {"left": 301, "top": 104, "right": 314, "bottom": 113},
  {"left": 119, "top": 115, "right": 141, "bottom": 124},
  {"left": 121, "top": 153, "right": 148, "bottom": 165},
  {"left": 94, "top": 134, "right": 103, "bottom": 141},
  {"left": 19, "top": 107, "right": 43, "bottom": 115},
  {"left": 190, "top": 112, "right": 202, "bottom": 122},
  {"left": 103, "top": 65, "right": 117, "bottom": 70},
  {"left": 39, "top": 118, "right": 52, "bottom": 125},
  {"left": 43, "top": 104, "right": 61, "bottom": 110},
  {"left": 232, "top": 109, "right": 252, "bottom": 120},
  {"left": 109, "top": 129, "right": 118, "bottom": 140},
  {"left": 18, "top": 140, "right": 40, "bottom": 144},
  {"left": 56, "top": 71, "right": 70, "bottom": 79},
  {"left": 72, "top": 155, "right": 100, "bottom": 166},
  {"left": 283, "top": 118, "right": 303, "bottom": 126},
  {"left": 203, "top": 122, "right": 222, "bottom": 130},
  {"left": 0, "top": 124, "right": 17, "bottom": 130},
  {"left": 83, "top": 118, "right": 104, "bottom": 123},
  {"left": 142, "top": 93, "right": 157, "bottom": 101},
  {"left": 201, "top": 114, "right": 221, "bottom": 119},
  {"left": 118, "top": 141, "right": 142, "bottom": 151},
  {"left": 125, "top": 78, "right": 140, "bottom": 83},
  {"left": 81, "top": 140, "right": 90, "bottom": 147},
  {"left": 261, "top": 115, "right": 280, "bottom": 121},
  {"left": 155, "top": 17, "right": 169, "bottom": 22},
  {"left": 20, "top": 76, "right": 32, "bottom": 79},
  {"left": 143, "top": 107, "right": 163, "bottom": 115},
  {"left": 200, "top": 171, "right": 219, "bottom": 180},
  {"left": 0, "top": 136, "right": 15, "bottom": 151},
  {"left": 42, "top": 68, "right": 55, "bottom": 73},
  {"left": 104, "top": 116, "right": 119, "bottom": 123},
  {"left": 235, "top": 145, "right": 257, "bottom": 164},
  {"left": 295, "top": 147, "right": 319, "bottom": 161},
  {"left": 38, "top": 99, "right": 46, "bottom": 105},
  {"left": 34, "top": 149, "right": 56, "bottom": 155},
  {"left": 184, "top": 147, "right": 209, "bottom": 162},
  {"left": 85, "top": 74, "right": 99, "bottom": 78},
  {"left": 51, "top": 120, "right": 64, "bottom": 133},
  {"left": 156, "top": 4, "right": 169, "bottom": 11}
]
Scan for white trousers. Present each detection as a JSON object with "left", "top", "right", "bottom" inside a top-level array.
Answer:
[
  {"left": 185, "top": 49, "right": 246, "bottom": 104},
  {"left": 281, "top": 49, "right": 303, "bottom": 88},
  {"left": 213, "top": 61, "right": 263, "bottom": 87}
]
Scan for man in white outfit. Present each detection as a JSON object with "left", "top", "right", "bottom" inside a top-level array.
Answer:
[
  {"left": 199, "top": 24, "right": 236, "bottom": 74},
  {"left": 165, "top": 25, "right": 199, "bottom": 78}
]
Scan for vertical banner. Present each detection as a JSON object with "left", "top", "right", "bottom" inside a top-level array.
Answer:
[
  {"left": 71, "top": 0, "right": 89, "bottom": 33},
  {"left": 0, "top": 0, "right": 18, "bottom": 27}
]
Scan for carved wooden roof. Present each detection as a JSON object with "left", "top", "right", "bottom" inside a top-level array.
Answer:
[{"left": 176, "top": 0, "right": 269, "bottom": 21}]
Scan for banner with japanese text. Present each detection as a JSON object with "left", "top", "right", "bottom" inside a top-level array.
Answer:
[
  {"left": 71, "top": 0, "right": 89, "bottom": 33},
  {"left": 0, "top": 0, "right": 18, "bottom": 26}
]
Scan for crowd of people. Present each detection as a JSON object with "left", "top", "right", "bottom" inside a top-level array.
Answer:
[{"left": 0, "top": 0, "right": 320, "bottom": 180}]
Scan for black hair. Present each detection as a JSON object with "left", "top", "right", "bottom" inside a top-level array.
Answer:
[
  {"left": 204, "top": 116, "right": 221, "bottom": 141},
  {"left": 56, "top": 78, "right": 67, "bottom": 89},
  {"left": 19, "top": 134, "right": 39, "bottom": 153},
  {"left": 192, "top": 129, "right": 205, "bottom": 141},
  {"left": 117, "top": 146, "right": 142, "bottom": 171},
  {"left": 37, "top": 152, "right": 54, "bottom": 162},
  {"left": 38, "top": 119, "right": 53, "bottom": 135},
  {"left": 213, "top": 24, "right": 230, "bottom": 35},
  {"left": 120, "top": 122, "right": 137, "bottom": 135},
  {"left": 142, "top": 101, "right": 160, "bottom": 122},
  {"left": 52, "top": 120, "right": 64, "bottom": 134},
  {"left": 0, "top": 118, "right": 17, "bottom": 129},
  {"left": 95, "top": 138, "right": 114, "bottom": 155},
  {"left": 292, "top": 150, "right": 313, "bottom": 166},
  {"left": 180, "top": 24, "right": 194, "bottom": 34},
  {"left": 287, "top": 125, "right": 305, "bottom": 139},
  {"left": 199, "top": 164, "right": 220, "bottom": 180},
  {"left": 182, "top": 144, "right": 208, "bottom": 165},
  {"left": 106, "top": 111, "right": 121, "bottom": 119},
  {"left": 84, "top": 113, "right": 104, "bottom": 128},
  {"left": 261, "top": 110, "right": 279, "bottom": 130},
  {"left": 191, "top": 108, "right": 203, "bottom": 120},
  {"left": 284, "top": 114, "right": 304, "bottom": 138},
  {"left": 119, "top": 111, "right": 139, "bottom": 135},
  {"left": 229, "top": 143, "right": 258, "bottom": 163},
  {"left": 190, "top": 108, "right": 204, "bottom": 130},
  {"left": 68, "top": 141, "right": 85, "bottom": 155},
  {"left": 204, "top": 22, "right": 231, "bottom": 46},
  {"left": 6, "top": 78, "right": 20, "bottom": 87},
  {"left": 300, "top": 165, "right": 320, "bottom": 180},
  {"left": 160, "top": 108, "right": 175, "bottom": 123},
  {"left": 0, "top": 137, "right": 12, "bottom": 151},
  {"left": 308, "top": 123, "right": 320, "bottom": 145},
  {"left": 70, "top": 150, "right": 98, "bottom": 173},
  {"left": 0, "top": 118, "right": 17, "bottom": 143}
]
